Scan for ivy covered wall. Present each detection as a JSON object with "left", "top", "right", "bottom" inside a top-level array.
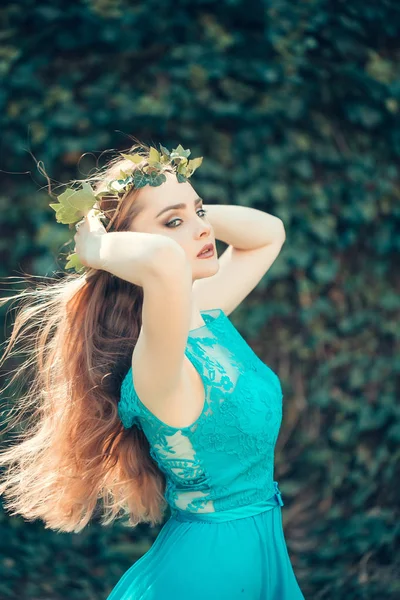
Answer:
[{"left": 0, "top": 1, "right": 399, "bottom": 598}]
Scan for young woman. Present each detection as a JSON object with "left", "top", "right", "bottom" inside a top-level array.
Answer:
[{"left": 0, "top": 142, "right": 305, "bottom": 599}]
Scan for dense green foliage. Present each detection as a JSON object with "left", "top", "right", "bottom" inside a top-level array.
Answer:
[{"left": 1, "top": 0, "right": 399, "bottom": 598}]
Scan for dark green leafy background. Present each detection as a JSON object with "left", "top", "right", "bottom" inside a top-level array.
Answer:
[{"left": 0, "top": 0, "right": 399, "bottom": 598}]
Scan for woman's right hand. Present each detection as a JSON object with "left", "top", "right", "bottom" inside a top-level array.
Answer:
[{"left": 73, "top": 209, "right": 108, "bottom": 270}]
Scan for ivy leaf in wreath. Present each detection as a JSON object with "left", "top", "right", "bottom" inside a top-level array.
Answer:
[
  {"left": 148, "top": 172, "right": 167, "bottom": 186},
  {"left": 170, "top": 144, "right": 191, "bottom": 160},
  {"left": 65, "top": 252, "right": 85, "bottom": 273},
  {"left": 49, "top": 182, "right": 97, "bottom": 225},
  {"left": 132, "top": 170, "right": 150, "bottom": 188}
]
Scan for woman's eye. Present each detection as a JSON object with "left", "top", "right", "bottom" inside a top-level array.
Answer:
[{"left": 165, "top": 208, "right": 208, "bottom": 228}]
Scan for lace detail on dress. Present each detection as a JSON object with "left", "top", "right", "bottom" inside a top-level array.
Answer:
[{"left": 118, "top": 308, "right": 283, "bottom": 515}]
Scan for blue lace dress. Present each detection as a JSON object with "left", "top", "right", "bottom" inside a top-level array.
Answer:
[{"left": 107, "top": 308, "right": 305, "bottom": 600}]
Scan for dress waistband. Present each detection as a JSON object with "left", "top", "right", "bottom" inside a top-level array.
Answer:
[{"left": 170, "top": 481, "right": 284, "bottom": 524}]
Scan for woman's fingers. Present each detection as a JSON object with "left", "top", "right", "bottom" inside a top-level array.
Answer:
[
  {"left": 72, "top": 210, "right": 107, "bottom": 270},
  {"left": 87, "top": 209, "right": 107, "bottom": 233},
  {"left": 73, "top": 213, "right": 104, "bottom": 237}
]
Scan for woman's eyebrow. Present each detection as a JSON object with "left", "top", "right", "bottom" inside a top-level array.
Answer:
[{"left": 156, "top": 197, "right": 203, "bottom": 218}]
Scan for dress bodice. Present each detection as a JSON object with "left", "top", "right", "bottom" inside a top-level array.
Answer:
[{"left": 118, "top": 308, "right": 283, "bottom": 517}]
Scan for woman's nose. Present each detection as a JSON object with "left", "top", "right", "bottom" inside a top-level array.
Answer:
[{"left": 197, "top": 222, "right": 212, "bottom": 236}]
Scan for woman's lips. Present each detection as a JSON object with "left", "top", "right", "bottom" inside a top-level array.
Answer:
[{"left": 197, "top": 246, "right": 215, "bottom": 258}]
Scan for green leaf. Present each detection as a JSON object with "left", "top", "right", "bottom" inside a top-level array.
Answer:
[
  {"left": 51, "top": 182, "right": 96, "bottom": 224},
  {"left": 148, "top": 146, "right": 160, "bottom": 164},
  {"left": 120, "top": 153, "right": 144, "bottom": 164},
  {"left": 176, "top": 173, "right": 188, "bottom": 183},
  {"left": 133, "top": 170, "right": 150, "bottom": 188},
  {"left": 170, "top": 144, "right": 191, "bottom": 159},
  {"left": 148, "top": 172, "right": 167, "bottom": 186},
  {"left": 159, "top": 144, "right": 170, "bottom": 157},
  {"left": 177, "top": 159, "right": 188, "bottom": 174},
  {"left": 49, "top": 202, "right": 80, "bottom": 224},
  {"left": 65, "top": 252, "right": 85, "bottom": 272},
  {"left": 187, "top": 156, "right": 203, "bottom": 175}
]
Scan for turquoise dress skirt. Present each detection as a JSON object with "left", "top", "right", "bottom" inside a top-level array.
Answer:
[
  {"left": 110, "top": 309, "right": 305, "bottom": 599},
  {"left": 106, "top": 483, "right": 305, "bottom": 599}
]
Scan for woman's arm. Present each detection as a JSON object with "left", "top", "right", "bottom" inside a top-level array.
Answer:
[
  {"left": 74, "top": 210, "right": 182, "bottom": 287},
  {"left": 192, "top": 203, "right": 286, "bottom": 314},
  {"left": 203, "top": 203, "right": 285, "bottom": 249},
  {"left": 99, "top": 231, "right": 182, "bottom": 286}
]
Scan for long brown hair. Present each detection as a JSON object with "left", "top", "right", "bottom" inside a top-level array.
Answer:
[{"left": 0, "top": 140, "right": 174, "bottom": 533}]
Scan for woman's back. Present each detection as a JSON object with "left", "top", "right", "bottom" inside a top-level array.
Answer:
[
  {"left": 110, "top": 308, "right": 304, "bottom": 599},
  {"left": 118, "top": 307, "right": 283, "bottom": 517}
]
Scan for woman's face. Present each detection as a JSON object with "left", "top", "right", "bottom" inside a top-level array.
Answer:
[{"left": 130, "top": 171, "right": 219, "bottom": 281}]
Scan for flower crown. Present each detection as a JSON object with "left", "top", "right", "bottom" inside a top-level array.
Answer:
[{"left": 49, "top": 143, "right": 203, "bottom": 272}]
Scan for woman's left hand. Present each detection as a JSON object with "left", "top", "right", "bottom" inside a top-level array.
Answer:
[{"left": 73, "top": 209, "right": 108, "bottom": 270}]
